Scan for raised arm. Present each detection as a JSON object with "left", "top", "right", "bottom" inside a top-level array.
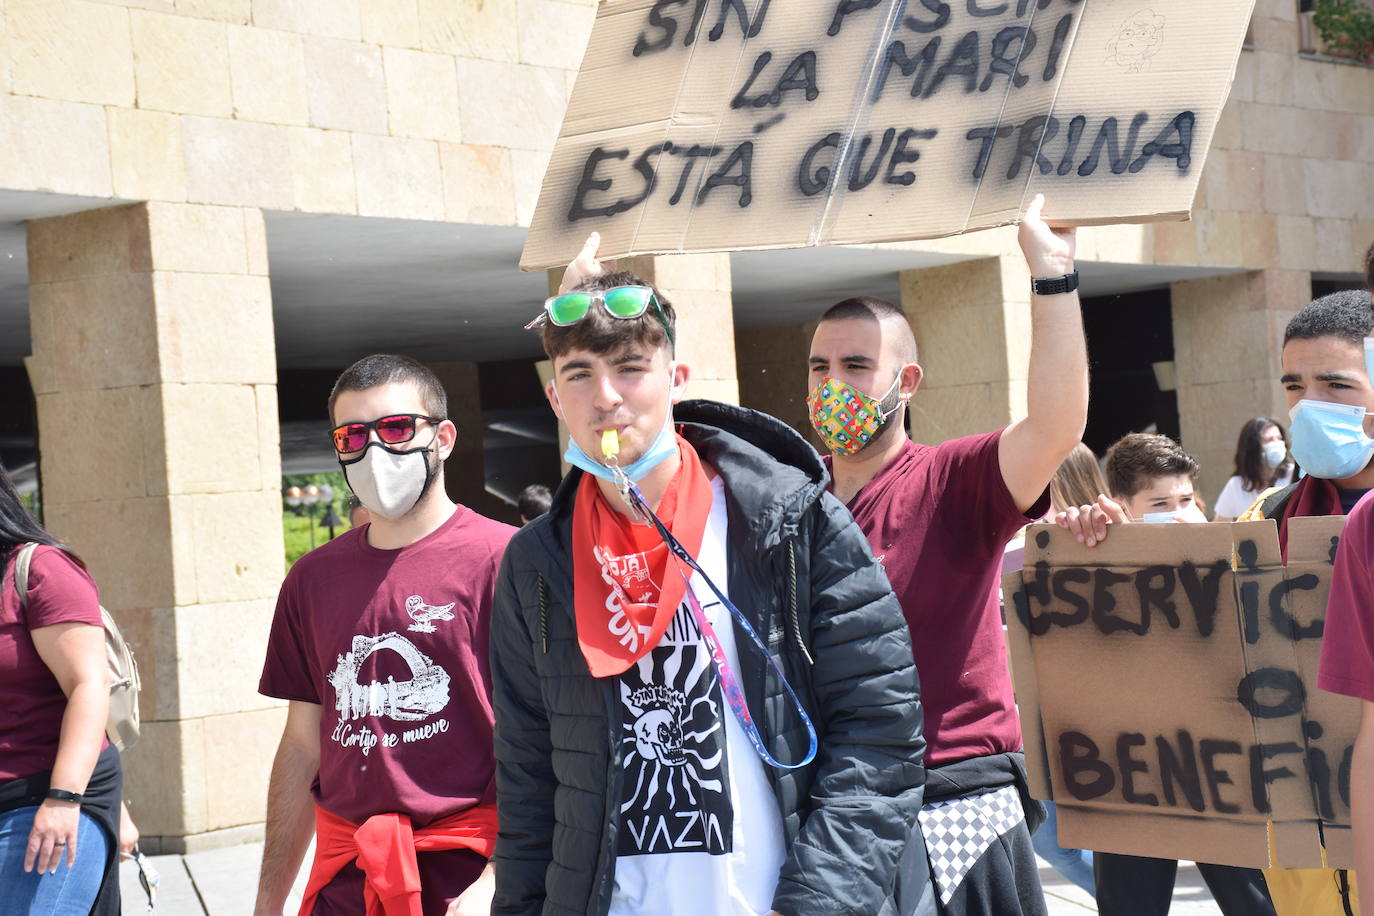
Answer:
[{"left": 999, "top": 194, "right": 1089, "bottom": 513}]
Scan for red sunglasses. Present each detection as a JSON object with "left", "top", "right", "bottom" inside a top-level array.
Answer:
[{"left": 330, "top": 414, "right": 443, "bottom": 454}]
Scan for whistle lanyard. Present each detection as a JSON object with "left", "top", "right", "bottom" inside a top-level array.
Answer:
[{"left": 614, "top": 468, "right": 819, "bottom": 771}]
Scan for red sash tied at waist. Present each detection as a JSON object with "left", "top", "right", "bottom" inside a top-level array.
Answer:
[{"left": 299, "top": 803, "right": 498, "bottom": 916}]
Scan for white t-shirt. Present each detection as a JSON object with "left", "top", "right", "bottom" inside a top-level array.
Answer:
[
  {"left": 608, "top": 476, "right": 787, "bottom": 916},
  {"left": 1213, "top": 468, "right": 1295, "bottom": 518}
]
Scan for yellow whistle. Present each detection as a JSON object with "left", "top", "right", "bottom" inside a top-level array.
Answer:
[{"left": 601, "top": 429, "right": 621, "bottom": 461}]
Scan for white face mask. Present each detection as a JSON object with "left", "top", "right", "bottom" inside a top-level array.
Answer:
[
  {"left": 1262, "top": 440, "right": 1288, "bottom": 469},
  {"left": 1141, "top": 503, "right": 1208, "bottom": 524},
  {"left": 341, "top": 441, "right": 436, "bottom": 521}
]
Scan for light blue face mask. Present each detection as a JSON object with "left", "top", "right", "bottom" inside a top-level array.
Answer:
[
  {"left": 1288, "top": 399, "right": 1374, "bottom": 480},
  {"left": 1285, "top": 337, "right": 1374, "bottom": 481},
  {"left": 564, "top": 417, "right": 677, "bottom": 483},
  {"left": 555, "top": 368, "right": 679, "bottom": 484}
]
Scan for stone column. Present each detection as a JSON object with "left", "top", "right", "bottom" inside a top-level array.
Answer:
[
  {"left": 1171, "top": 270, "right": 1310, "bottom": 505},
  {"left": 622, "top": 252, "right": 739, "bottom": 406},
  {"left": 735, "top": 319, "right": 818, "bottom": 445},
  {"left": 26, "top": 202, "right": 285, "bottom": 853},
  {"left": 899, "top": 257, "right": 1032, "bottom": 444}
]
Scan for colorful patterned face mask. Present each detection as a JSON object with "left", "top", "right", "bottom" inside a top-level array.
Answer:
[{"left": 807, "top": 374, "right": 902, "bottom": 455}]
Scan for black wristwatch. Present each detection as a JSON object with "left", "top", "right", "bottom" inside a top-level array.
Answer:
[
  {"left": 45, "top": 788, "right": 82, "bottom": 803},
  {"left": 1031, "top": 270, "right": 1079, "bottom": 296}
]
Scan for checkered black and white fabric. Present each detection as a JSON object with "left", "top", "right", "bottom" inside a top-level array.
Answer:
[{"left": 918, "top": 784, "right": 1026, "bottom": 905}]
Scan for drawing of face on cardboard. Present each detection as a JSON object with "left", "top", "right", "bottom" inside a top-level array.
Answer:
[{"left": 1108, "top": 10, "right": 1165, "bottom": 72}]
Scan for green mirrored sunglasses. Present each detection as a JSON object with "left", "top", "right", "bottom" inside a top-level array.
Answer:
[{"left": 524, "top": 285, "right": 675, "bottom": 345}]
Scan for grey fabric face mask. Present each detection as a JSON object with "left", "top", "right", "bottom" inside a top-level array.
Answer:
[{"left": 340, "top": 440, "right": 436, "bottom": 521}]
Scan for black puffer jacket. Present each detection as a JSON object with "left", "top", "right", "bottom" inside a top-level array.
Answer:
[{"left": 490, "top": 400, "right": 927, "bottom": 916}]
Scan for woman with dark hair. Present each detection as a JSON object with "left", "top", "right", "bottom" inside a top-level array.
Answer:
[
  {"left": 1213, "top": 417, "right": 1296, "bottom": 522},
  {"left": 0, "top": 463, "right": 121, "bottom": 914}
]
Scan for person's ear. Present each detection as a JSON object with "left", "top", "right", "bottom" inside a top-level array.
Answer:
[
  {"left": 545, "top": 379, "right": 565, "bottom": 421},
  {"left": 898, "top": 362, "right": 924, "bottom": 402},
  {"left": 435, "top": 419, "right": 458, "bottom": 461},
  {"left": 669, "top": 360, "right": 691, "bottom": 404}
]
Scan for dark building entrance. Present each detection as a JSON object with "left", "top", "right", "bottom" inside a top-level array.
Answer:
[{"left": 1081, "top": 288, "right": 1178, "bottom": 457}]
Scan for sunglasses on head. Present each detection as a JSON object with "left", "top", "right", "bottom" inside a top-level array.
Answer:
[
  {"left": 524, "top": 285, "right": 675, "bottom": 345},
  {"left": 330, "top": 413, "right": 443, "bottom": 454}
]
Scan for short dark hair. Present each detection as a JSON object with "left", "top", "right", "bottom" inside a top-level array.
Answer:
[
  {"left": 818, "top": 296, "right": 918, "bottom": 363},
  {"left": 1105, "top": 433, "right": 1199, "bottom": 500},
  {"left": 540, "top": 271, "right": 676, "bottom": 363},
  {"left": 328, "top": 354, "right": 447, "bottom": 423},
  {"left": 517, "top": 484, "right": 552, "bottom": 521},
  {"left": 1283, "top": 289, "right": 1374, "bottom": 348}
]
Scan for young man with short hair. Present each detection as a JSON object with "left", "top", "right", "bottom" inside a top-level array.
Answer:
[
  {"left": 254, "top": 355, "right": 516, "bottom": 916},
  {"left": 804, "top": 195, "right": 1083, "bottom": 914},
  {"left": 489, "top": 249, "right": 928, "bottom": 916}
]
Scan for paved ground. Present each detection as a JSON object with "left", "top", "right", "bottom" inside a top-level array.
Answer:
[{"left": 118, "top": 844, "right": 1226, "bottom": 914}]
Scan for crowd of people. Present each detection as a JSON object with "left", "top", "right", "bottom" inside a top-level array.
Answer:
[{"left": 2, "top": 207, "right": 1374, "bottom": 916}]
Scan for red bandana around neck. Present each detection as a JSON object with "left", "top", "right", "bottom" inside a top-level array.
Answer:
[{"left": 571, "top": 434, "right": 712, "bottom": 677}]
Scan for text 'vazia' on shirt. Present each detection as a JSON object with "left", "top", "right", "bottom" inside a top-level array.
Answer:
[{"left": 609, "top": 475, "right": 786, "bottom": 916}]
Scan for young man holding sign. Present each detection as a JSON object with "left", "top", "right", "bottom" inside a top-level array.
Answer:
[
  {"left": 489, "top": 251, "right": 928, "bottom": 915},
  {"left": 804, "top": 194, "right": 1084, "bottom": 915},
  {"left": 1065, "top": 289, "right": 1374, "bottom": 915}
]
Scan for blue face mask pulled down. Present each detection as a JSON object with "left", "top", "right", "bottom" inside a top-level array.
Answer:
[{"left": 564, "top": 418, "right": 678, "bottom": 483}]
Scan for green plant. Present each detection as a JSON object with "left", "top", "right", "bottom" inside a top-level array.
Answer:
[
  {"left": 1313, "top": 0, "right": 1374, "bottom": 64},
  {"left": 281, "top": 471, "right": 350, "bottom": 567}
]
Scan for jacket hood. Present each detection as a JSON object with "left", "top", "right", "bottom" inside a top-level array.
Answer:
[
  {"left": 535, "top": 399, "right": 829, "bottom": 558},
  {"left": 675, "top": 398, "right": 827, "bottom": 488}
]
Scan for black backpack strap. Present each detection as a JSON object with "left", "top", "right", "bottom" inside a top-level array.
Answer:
[{"left": 1260, "top": 481, "right": 1301, "bottom": 520}]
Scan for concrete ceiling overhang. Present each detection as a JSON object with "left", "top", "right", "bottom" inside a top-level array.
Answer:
[
  {"left": 0, "top": 195, "right": 1265, "bottom": 370},
  {"left": 262, "top": 212, "right": 1252, "bottom": 368}
]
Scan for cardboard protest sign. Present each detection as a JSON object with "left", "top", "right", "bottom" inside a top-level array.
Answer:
[
  {"left": 1005, "top": 517, "right": 1360, "bottom": 869},
  {"left": 521, "top": 0, "right": 1256, "bottom": 270}
]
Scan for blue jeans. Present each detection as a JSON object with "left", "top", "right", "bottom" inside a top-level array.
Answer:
[
  {"left": 0, "top": 805, "right": 110, "bottom": 915},
  {"left": 1031, "top": 801, "right": 1095, "bottom": 894}
]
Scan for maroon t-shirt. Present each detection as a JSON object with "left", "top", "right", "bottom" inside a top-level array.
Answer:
[
  {"left": 1, "top": 545, "right": 105, "bottom": 781},
  {"left": 259, "top": 507, "right": 514, "bottom": 911},
  {"left": 1319, "top": 489, "right": 1374, "bottom": 702},
  {"left": 830, "top": 432, "right": 1048, "bottom": 766}
]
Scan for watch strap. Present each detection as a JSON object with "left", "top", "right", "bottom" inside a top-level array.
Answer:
[
  {"left": 1031, "top": 270, "right": 1079, "bottom": 296},
  {"left": 45, "top": 788, "right": 82, "bottom": 803}
]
